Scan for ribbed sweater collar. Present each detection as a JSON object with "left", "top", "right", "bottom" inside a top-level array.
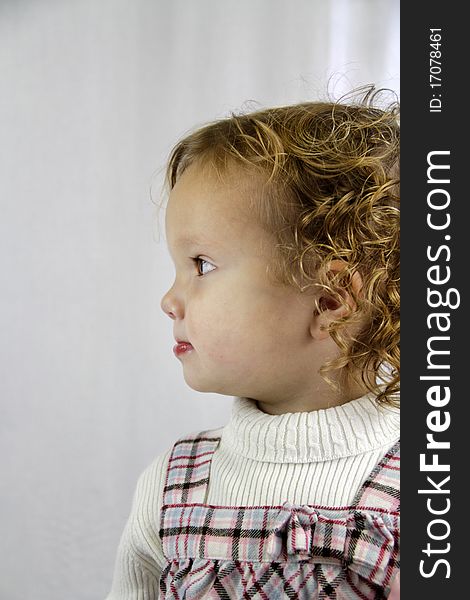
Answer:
[{"left": 220, "top": 394, "right": 399, "bottom": 463}]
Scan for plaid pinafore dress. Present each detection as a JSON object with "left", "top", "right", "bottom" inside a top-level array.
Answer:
[{"left": 159, "top": 431, "right": 400, "bottom": 599}]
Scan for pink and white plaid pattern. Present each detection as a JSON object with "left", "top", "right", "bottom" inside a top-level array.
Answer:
[{"left": 159, "top": 434, "right": 400, "bottom": 599}]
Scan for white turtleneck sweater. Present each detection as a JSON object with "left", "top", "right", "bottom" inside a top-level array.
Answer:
[{"left": 106, "top": 393, "right": 399, "bottom": 599}]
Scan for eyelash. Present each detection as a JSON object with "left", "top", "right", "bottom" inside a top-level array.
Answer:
[{"left": 192, "top": 256, "right": 215, "bottom": 277}]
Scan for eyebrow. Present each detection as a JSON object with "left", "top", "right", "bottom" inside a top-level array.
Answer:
[{"left": 172, "top": 234, "right": 223, "bottom": 250}]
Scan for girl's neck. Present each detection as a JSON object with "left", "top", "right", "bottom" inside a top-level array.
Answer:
[{"left": 255, "top": 374, "right": 370, "bottom": 416}]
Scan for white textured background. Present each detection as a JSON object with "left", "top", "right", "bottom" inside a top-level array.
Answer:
[{"left": 0, "top": 1, "right": 399, "bottom": 598}]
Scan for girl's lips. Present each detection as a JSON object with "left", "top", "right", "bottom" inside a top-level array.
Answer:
[{"left": 173, "top": 342, "right": 194, "bottom": 357}]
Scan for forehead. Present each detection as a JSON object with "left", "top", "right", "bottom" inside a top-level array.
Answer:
[{"left": 165, "top": 163, "right": 261, "bottom": 249}]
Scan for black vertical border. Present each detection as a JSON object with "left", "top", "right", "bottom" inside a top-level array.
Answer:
[{"left": 401, "top": 2, "right": 465, "bottom": 596}]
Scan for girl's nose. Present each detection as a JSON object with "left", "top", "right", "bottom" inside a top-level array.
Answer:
[{"left": 160, "top": 285, "right": 183, "bottom": 320}]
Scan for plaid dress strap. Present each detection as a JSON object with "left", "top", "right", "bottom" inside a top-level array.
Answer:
[
  {"left": 352, "top": 440, "right": 400, "bottom": 512},
  {"left": 162, "top": 431, "right": 221, "bottom": 506}
]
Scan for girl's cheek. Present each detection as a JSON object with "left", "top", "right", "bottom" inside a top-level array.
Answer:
[{"left": 202, "top": 324, "right": 244, "bottom": 362}]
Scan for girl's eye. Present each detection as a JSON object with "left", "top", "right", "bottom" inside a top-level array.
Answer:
[{"left": 194, "top": 257, "right": 216, "bottom": 276}]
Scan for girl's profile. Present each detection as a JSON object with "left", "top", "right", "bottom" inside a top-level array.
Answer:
[{"left": 106, "top": 86, "right": 400, "bottom": 599}]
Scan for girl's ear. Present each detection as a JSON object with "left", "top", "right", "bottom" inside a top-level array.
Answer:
[{"left": 309, "top": 260, "right": 363, "bottom": 341}]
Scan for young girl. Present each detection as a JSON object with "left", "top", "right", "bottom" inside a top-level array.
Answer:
[{"left": 106, "top": 87, "right": 400, "bottom": 599}]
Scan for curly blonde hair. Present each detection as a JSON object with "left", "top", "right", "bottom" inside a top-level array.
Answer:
[{"left": 165, "top": 87, "right": 400, "bottom": 407}]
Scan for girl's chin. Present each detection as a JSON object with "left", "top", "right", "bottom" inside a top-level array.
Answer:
[{"left": 182, "top": 372, "right": 235, "bottom": 396}]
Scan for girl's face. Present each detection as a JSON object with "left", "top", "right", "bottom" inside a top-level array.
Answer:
[{"left": 161, "top": 163, "right": 320, "bottom": 407}]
